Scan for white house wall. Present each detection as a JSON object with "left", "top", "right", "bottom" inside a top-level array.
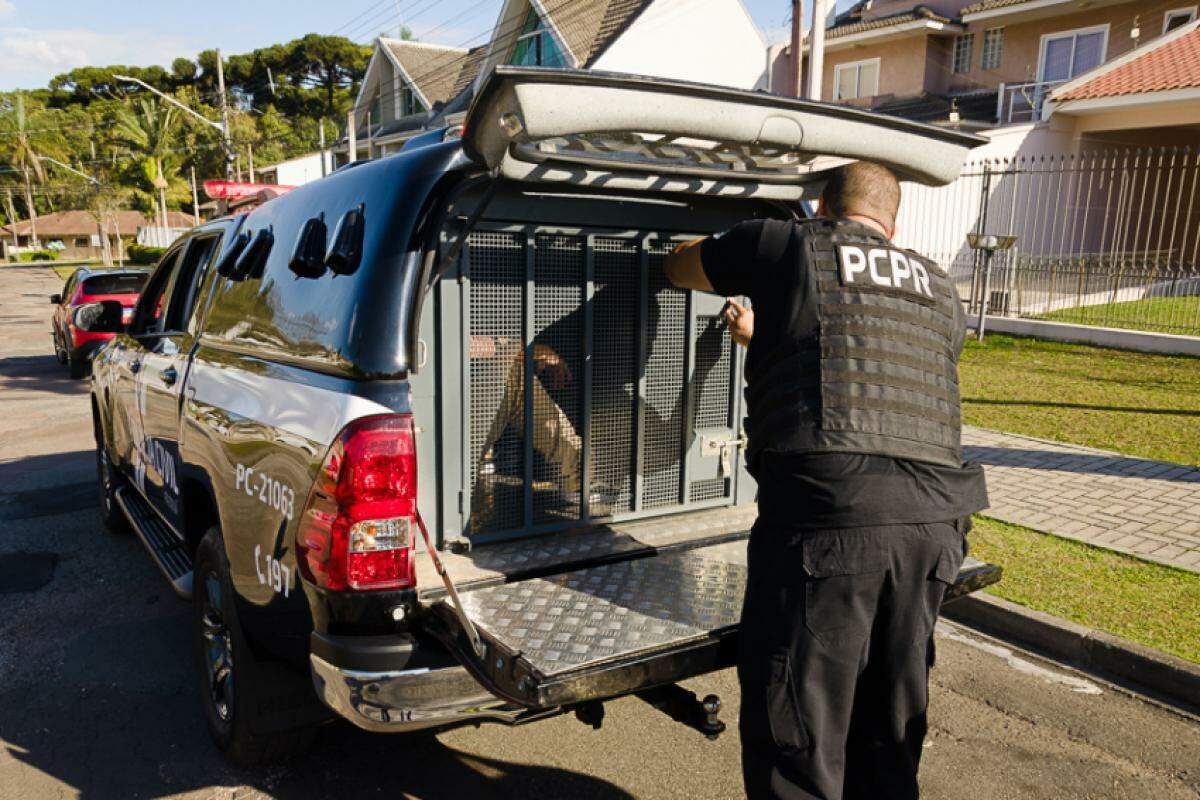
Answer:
[
  {"left": 592, "top": 0, "right": 766, "bottom": 90},
  {"left": 273, "top": 153, "right": 332, "bottom": 186}
]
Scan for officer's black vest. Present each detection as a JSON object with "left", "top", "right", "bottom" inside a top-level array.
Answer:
[{"left": 744, "top": 218, "right": 966, "bottom": 468}]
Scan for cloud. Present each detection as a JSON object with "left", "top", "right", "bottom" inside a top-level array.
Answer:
[
  {"left": 0, "top": 26, "right": 194, "bottom": 90},
  {"left": 0, "top": 1, "right": 14, "bottom": 19}
]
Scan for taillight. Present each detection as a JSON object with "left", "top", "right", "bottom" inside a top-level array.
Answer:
[{"left": 296, "top": 415, "right": 417, "bottom": 591}]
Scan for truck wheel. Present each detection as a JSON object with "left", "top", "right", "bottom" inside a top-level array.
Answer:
[
  {"left": 193, "top": 527, "right": 317, "bottom": 765},
  {"left": 95, "top": 442, "right": 130, "bottom": 535}
]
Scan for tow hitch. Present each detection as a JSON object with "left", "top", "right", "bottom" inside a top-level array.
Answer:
[{"left": 636, "top": 685, "right": 726, "bottom": 740}]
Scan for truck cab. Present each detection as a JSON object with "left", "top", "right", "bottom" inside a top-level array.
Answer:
[{"left": 86, "top": 67, "right": 1000, "bottom": 762}]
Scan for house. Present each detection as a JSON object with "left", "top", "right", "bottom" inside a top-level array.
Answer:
[
  {"left": 342, "top": 0, "right": 767, "bottom": 161},
  {"left": 257, "top": 151, "right": 335, "bottom": 186},
  {"left": 346, "top": 39, "right": 487, "bottom": 160},
  {"left": 1043, "top": 17, "right": 1200, "bottom": 146},
  {"left": 0, "top": 209, "right": 193, "bottom": 261},
  {"left": 769, "top": 0, "right": 1198, "bottom": 134}
]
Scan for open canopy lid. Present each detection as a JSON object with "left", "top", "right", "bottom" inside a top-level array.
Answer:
[{"left": 464, "top": 67, "right": 987, "bottom": 201}]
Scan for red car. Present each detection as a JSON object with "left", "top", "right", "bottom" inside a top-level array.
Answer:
[{"left": 50, "top": 267, "right": 149, "bottom": 378}]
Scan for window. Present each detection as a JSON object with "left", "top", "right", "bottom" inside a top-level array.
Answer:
[
  {"left": 1039, "top": 26, "right": 1108, "bottom": 84},
  {"left": 982, "top": 28, "right": 1004, "bottom": 70},
  {"left": 1164, "top": 6, "right": 1197, "bottom": 33},
  {"left": 510, "top": 7, "right": 568, "bottom": 67},
  {"left": 953, "top": 34, "right": 975, "bottom": 73},
  {"left": 400, "top": 84, "right": 422, "bottom": 117},
  {"left": 165, "top": 235, "right": 221, "bottom": 333},
  {"left": 74, "top": 237, "right": 89, "bottom": 248},
  {"left": 130, "top": 248, "right": 182, "bottom": 336},
  {"left": 833, "top": 58, "right": 880, "bottom": 100},
  {"left": 83, "top": 274, "right": 146, "bottom": 295}
]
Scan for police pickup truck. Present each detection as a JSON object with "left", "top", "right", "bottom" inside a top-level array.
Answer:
[{"left": 83, "top": 67, "right": 1000, "bottom": 763}]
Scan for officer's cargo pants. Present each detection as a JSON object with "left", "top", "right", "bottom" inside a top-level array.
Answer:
[{"left": 738, "top": 520, "right": 967, "bottom": 800}]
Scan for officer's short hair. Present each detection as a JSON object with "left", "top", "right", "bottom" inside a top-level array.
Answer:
[{"left": 822, "top": 162, "right": 901, "bottom": 231}]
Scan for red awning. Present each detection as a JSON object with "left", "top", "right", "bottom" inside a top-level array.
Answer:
[{"left": 203, "top": 180, "right": 297, "bottom": 200}]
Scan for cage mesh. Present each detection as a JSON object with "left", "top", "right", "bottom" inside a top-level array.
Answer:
[
  {"left": 466, "top": 227, "right": 734, "bottom": 536},
  {"left": 467, "top": 230, "right": 526, "bottom": 533}
]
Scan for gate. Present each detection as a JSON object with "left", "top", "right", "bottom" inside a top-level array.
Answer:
[{"left": 452, "top": 223, "right": 745, "bottom": 543}]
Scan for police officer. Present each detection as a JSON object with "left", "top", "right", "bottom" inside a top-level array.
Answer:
[{"left": 663, "top": 161, "right": 989, "bottom": 800}]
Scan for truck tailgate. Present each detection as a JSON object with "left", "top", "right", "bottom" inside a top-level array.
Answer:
[{"left": 424, "top": 532, "right": 1000, "bottom": 710}]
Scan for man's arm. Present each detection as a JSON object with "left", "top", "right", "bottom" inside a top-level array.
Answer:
[{"left": 664, "top": 238, "right": 715, "bottom": 292}]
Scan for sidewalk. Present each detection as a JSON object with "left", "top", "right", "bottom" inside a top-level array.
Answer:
[{"left": 964, "top": 427, "right": 1200, "bottom": 574}]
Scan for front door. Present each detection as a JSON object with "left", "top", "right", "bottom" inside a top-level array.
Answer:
[
  {"left": 136, "top": 233, "right": 223, "bottom": 527},
  {"left": 113, "top": 247, "right": 183, "bottom": 495}
]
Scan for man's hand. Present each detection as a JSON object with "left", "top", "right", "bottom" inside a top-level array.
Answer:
[
  {"left": 724, "top": 299, "right": 753, "bottom": 348},
  {"left": 532, "top": 344, "right": 572, "bottom": 390}
]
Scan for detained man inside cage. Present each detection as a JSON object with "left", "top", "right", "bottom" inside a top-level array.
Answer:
[{"left": 469, "top": 286, "right": 728, "bottom": 528}]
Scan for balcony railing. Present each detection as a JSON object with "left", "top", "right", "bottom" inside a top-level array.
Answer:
[{"left": 995, "top": 80, "right": 1067, "bottom": 125}]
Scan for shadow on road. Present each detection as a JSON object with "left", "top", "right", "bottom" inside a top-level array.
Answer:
[{"left": 0, "top": 354, "right": 88, "bottom": 396}]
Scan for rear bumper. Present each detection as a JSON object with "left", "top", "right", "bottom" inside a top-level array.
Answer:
[{"left": 308, "top": 631, "right": 557, "bottom": 733}]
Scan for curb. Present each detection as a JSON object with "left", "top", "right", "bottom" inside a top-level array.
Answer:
[{"left": 943, "top": 592, "right": 1200, "bottom": 712}]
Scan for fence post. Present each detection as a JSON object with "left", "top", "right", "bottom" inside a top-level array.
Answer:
[{"left": 969, "top": 162, "right": 994, "bottom": 316}]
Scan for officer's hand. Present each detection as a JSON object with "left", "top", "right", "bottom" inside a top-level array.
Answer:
[
  {"left": 724, "top": 299, "right": 753, "bottom": 348},
  {"left": 532, "top": 344, "right": 572, "bottom": 390}
]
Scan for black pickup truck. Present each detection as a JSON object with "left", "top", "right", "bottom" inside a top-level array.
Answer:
[{"left": 83, "top": 67, "right": 1000, "bottom": 763}]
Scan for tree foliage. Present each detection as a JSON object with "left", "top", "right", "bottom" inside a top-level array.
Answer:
[{"left": 0, "top": 34, "right": 370, "bottom": 227}]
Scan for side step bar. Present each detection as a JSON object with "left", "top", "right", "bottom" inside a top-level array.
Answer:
[{"left": 115, "top": 487, "right": 193, "bottom": 598}]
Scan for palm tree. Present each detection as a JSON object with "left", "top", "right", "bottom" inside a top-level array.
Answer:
[
  {"left": 114, "top": 98, "right": 178, "bottom": 232},
  {"left": 0, "top": 94, "right": 57, "bottom": 249}
]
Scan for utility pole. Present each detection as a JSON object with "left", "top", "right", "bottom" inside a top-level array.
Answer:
[
  {"left": 807, "top": 0, "right": 829, "bottom": 100},
  {"left": 790, "top": 0, "right": 804, "bottom": 97},
  {"left": 190, "top": 166, "right": 201, "bottom": 225},
  {"left": 347, "top": 109, "right": 358, "bottom": 165},
  {"left": 247, "top": 144, "right": 255, "bottom": 182},
  {"left": 216, "top": 49, "right": 234, "bottom": 180},
  {"left": 319, "top": 119, "right": 329, "bottom": 177}
]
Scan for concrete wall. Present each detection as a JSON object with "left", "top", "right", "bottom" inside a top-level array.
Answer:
[{"left": 594, "top": 0, "right": 767, "bottom": 89}]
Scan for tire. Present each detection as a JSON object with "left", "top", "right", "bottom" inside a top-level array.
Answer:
[
  {"left": 53, "top": 332, "right": 67, "bottom": 365},
  {"left": 67, "top": 347, "right": 87, "bottom": 379},
  {"left": 193, "top": 527, "right": 318, "bottom": 765},
  {"left": 95, "top": 440, "right": 130, "bottom": 535}
]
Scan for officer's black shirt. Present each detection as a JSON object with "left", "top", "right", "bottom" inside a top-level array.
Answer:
[{"left": 701, "top": 218, "right": 989, "bottom": 529}]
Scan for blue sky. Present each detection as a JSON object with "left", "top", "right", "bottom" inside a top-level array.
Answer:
[{"left": 0, "top": 0, "right": 827, "bottom": 91}]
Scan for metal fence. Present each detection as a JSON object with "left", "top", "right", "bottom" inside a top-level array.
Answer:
[{"left": 895, "top": 146, "right": 1200, "bottom": 337}]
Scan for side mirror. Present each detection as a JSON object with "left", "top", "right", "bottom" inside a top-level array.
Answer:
[
  {"left": 74, "top": 300, "right": 125, "bottom": 334},
  {"left": 326, "top": 205, "right": 364, "bottom": 276},
  {"left": 50, "top": 293, "right": 61, "bottom": 304}
]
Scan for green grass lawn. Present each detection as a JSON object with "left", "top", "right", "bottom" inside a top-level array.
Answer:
[
  {"left": 969, "top": 517, "right": 1200, "bottom": 663},
  {"left": 1037, "top": 295, "right": 1200, "bottom": 336},
  {"left": 959, "top": 334, "right": 1200, "bottom": 467}
]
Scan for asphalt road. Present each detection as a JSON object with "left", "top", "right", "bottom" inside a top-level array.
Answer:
[{"left": 1, "top": 264, "right": 1198, "bottom": 800}]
